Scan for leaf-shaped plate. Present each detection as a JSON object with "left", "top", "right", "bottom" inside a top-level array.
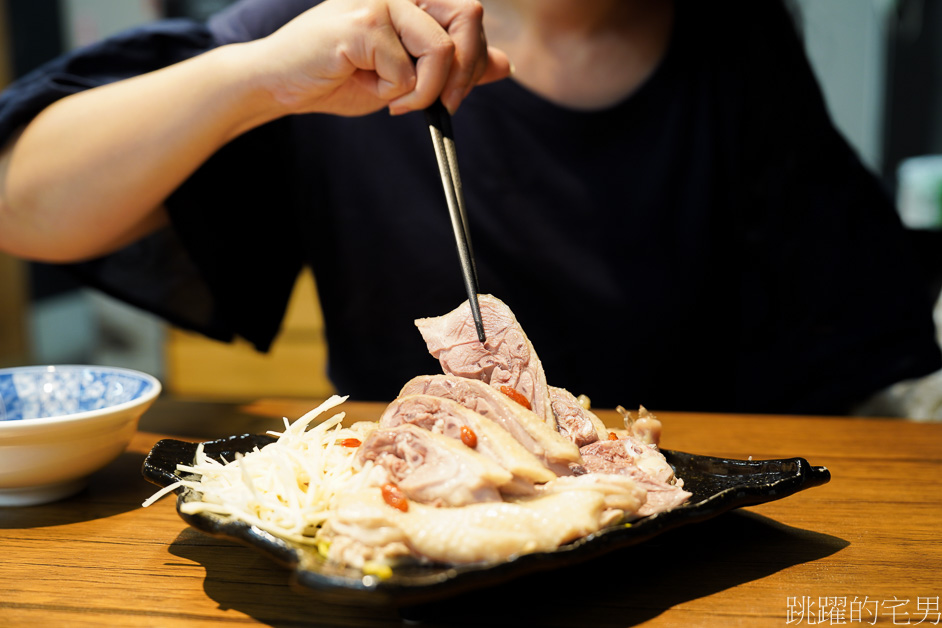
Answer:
[{"left": 142, "top": 434, "right": 830, "bottom": 606}]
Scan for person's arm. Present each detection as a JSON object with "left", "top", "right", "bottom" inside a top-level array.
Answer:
[{"left": 0, "top": 0, "right": 509, "bottom": 263}]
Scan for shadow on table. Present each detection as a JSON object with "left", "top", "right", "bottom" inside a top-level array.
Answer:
[
  {"left": 166, "top": 509, "right": 848, "bottom": 627},
  {"left": 0, "top": 449, "right": 154, "bottom": 528}
]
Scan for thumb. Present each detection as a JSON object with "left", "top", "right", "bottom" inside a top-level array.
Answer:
[{"left": 477, "top": 46, "right": 512, "bottom": 86}]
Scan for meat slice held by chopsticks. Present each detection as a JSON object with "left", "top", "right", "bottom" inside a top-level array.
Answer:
[
  {"left": 415, "top": 295, "right": 556, "bottom": 428},
  {"left": 397, "top": 374, "right": 582, "bottom": 476},
  {"left": 411, "top": 295, "right": 692, "bottom": 518}
]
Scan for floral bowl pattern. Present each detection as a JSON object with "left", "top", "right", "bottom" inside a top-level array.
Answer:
[{"left": 0, "top": 365, "right": 161, "bottom": 506}]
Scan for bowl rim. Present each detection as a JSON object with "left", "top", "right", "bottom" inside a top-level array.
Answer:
[{"left": 0, "top": 364, "right": 162, "bottom": 428}]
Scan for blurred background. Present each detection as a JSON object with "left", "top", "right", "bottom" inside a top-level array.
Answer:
[{"left": 0, "top": 0, "right": 940, "bottom": 409}]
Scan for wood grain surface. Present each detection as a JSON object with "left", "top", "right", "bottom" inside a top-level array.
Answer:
[{"left": 1, "top": 398, "right": 940, "bottom": 627}]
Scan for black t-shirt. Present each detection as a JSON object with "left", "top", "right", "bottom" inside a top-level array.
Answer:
[{"left": 1, "top": 0, "right": 938, "bottom": 413}]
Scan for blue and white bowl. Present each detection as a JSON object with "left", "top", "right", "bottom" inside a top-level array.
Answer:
[{"left": 0, "top": 365, "right": 161, "bottom": 506}]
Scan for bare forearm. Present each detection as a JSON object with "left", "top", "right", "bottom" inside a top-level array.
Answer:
[
  {"left": 0, "top": 0, "right": 510, "bottom": 263},
  {"left": 0, "top": 42, "right": 280, "bottom": 262}
]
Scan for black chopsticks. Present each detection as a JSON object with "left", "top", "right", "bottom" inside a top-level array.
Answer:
[{"left": 424, "top": 100, "right": 487, "bottom": 343}]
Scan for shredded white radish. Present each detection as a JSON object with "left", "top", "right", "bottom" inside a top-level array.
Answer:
[{"left": 142, "top": 395, "right": 377, "bottom": 544}]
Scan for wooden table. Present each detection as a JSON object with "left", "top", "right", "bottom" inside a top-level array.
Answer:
[{"left": 1, "top": 397, "right": 940, "bottom": 627}]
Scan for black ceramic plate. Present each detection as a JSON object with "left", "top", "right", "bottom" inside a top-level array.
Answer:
[{"left": 142, "top": 434, "right": 830, "bottom": 606}]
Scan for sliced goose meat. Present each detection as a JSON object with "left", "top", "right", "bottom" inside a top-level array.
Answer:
[
  {"left": 355, "top": 423, "right": 512, "bottom": 507},
  {"left": 379, "top": 394, "right": 556, "bottom": 493},
  {"left": 535, "top": 473, "right": 648, "bottom": 518},
  {"left": 548, "top": 386, "right": 609, "bottom": 447},
  {"left": 326, "top": 487, "right": 608, "bottom": 566},
  {"left": 398, "top": 374, "right": 582, "bottom": 475},
  {"left": 579, "top": 437, "right": 692, "bottom": 517},
  {"left": 414, "top": 295, "right": 556, "bottom": 427}
]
